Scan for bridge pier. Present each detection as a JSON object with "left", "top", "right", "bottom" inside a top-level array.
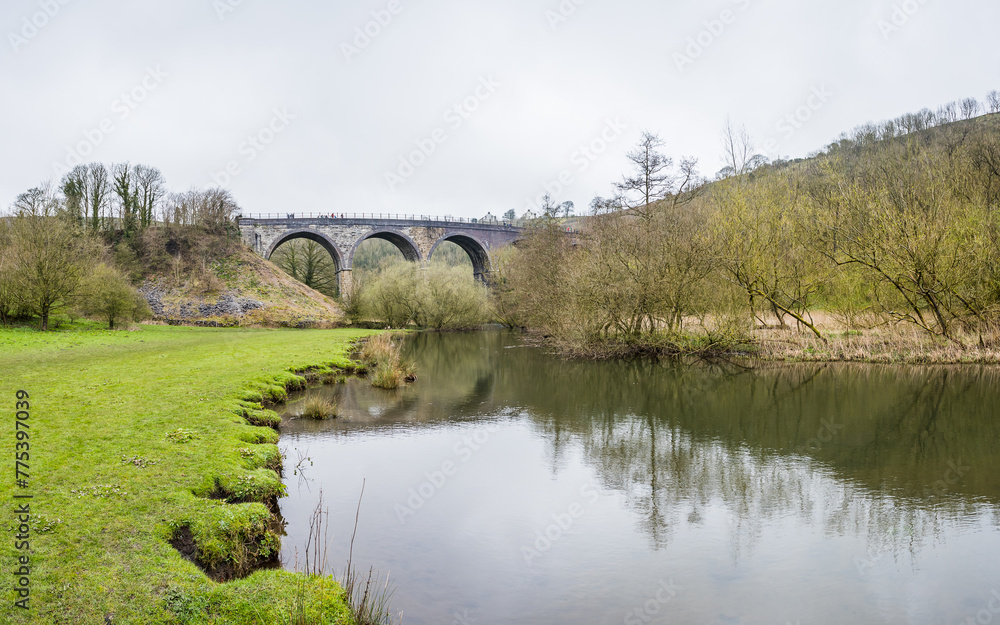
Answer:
[{"left": 338, "top": 269, "right": 353, "bottom": 297}]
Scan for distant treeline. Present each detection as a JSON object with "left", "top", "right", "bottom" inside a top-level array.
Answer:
[
  {"left": 826, "top": 90, "right": 1000, "bottom": 152},
  {"left": 24, "top": 161, "right": 242, "bottom": 235}
]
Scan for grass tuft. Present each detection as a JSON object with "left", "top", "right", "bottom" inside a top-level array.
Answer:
[
  {"left": 370, "top": 365, "right": 403, "bottom": 390},
  {"left": 301, "top": 396, "right": 338, "bottom": 420},
  {"left": 238, "top": 445, "right": 283, "bottom": 472},
  {"left": 358, "top": 333, "right": 415, "bottom": 390}
]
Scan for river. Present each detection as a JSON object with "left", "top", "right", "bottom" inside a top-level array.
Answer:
[{"left": 278, "top": 331, "right": 1000, "bottom": 625}]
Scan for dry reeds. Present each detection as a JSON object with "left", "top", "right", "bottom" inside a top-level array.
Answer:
[
  {"left": 342, "top": 480, "right": 400, "bottom": 625},
  {"left": 753, "top": 315, "right": 1000, "bottom": 364}
]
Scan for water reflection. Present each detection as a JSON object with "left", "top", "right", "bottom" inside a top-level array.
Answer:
[{"left": 280, "top": 331, "right": 1000, "bottom": 625}]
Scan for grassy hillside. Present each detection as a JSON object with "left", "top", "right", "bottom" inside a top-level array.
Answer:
[
  {"left": 142, "top": 244, "right": 343, "bottom": 327},
  {"left": 113, "top": 226, "right": 344, "bottom": 327}
]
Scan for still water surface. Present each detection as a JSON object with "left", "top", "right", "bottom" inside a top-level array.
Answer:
[{"left": 279, "top": 331, "right": 1000, "bottom": 625}]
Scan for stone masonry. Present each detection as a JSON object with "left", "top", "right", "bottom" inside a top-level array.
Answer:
[{"left": 238, "top": 217, "right": 523, "bottom": 294}]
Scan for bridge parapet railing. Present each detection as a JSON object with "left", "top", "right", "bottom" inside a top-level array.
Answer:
[{"left": 237, "top": 212, "right": 526, "bottom": 228}]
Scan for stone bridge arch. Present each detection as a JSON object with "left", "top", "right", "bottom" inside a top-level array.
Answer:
[
  {"left": 264, "top": 228, "right": 345, "bottom": 273},
  {"left": 349, "top": 229, "right": 423, "bottom": 268},
  {"left": 430, "top": 233, "right": 491, "bottom": 281}
]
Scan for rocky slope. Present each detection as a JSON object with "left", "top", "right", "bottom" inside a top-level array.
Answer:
[{"left": 141, "top": 245, "right": 343, "bottom": 327}]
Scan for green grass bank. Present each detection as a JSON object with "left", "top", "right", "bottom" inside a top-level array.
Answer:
[{"left": 0, "top": 324, "right": 378, "bottom": 624}]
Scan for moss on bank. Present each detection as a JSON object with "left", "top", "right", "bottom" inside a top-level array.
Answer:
[{"left": 0, "top": 324, "right": 376, "bottom": 624}]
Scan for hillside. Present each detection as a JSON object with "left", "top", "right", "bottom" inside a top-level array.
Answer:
[
  {"left": 500, "top": 104, "right": 1000, "bottom": 361},
  {"left": 139, "top": 239, "right": 343, "bottom": 327}
]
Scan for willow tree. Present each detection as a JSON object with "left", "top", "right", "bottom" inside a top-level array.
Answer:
[
  {"left": 502, "top": 218, "right": 581, "bottom": 342},
  {"left": 711, "top": 167, "right": 828, "bottom": 339},
  {"left": 0, "top": 220, "right": 20, "bottom": 324},
  {"left": 814, "top": 134, "right": 999, "bottom": 341},
  {"left": 486, "top": 245, "right": 524, "bottom": 329},
  {"left": 579, "top": 197, "right": 716, "bottom": 338}
]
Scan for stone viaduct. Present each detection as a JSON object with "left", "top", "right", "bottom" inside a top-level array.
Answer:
[{"left": 238, "top": 214, "right": 523, "bottom": 293}]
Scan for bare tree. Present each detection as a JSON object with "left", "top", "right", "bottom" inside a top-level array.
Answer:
[
  {"left": 918, "top": 108, "right": 937, "bottom": 128},
  {"left": 672, "top": 157, "right": 704, "bottom": 207},
  {"left": 899, "top": 112, "right": 927, "bottom": 134},
  {"left": 616, "top": 131, "right": 674, "bottom": 209},
  {"left": 161, "top": 191, "right": 193, "bottom": 225},
  {"left": 853, "top": 122, "right": 880, "bottom": 146},
  {"left": 134, "top": 165, "right": 165, "bottom": 228},
  {"left": 159, "top": 188, "right": 239, "bottom": 230},
  {"left": 938, "top": 102, "right": 959, "bottom": 124},
  {"left": 112, "top": 162, "right": 140, "bottom": 233},
  {"left": 879, "top": 119, "right": 900, "bottom": 140},
  {"left": 589, "top": 195, "right": 622, "bottom": 215},
  {"left": 721, "top": 120, "right": 752, "bottom": 176},
  {"left": 540, "top": 194, "right": 559, "bottom": 219},
  {"left": 720, "top": 120, "right": 765, "bottom": 179},
  {"left": 12, "top": 184, "right": 59, "bottom": 217},
  {"left": 960, "top": 97, "right": 981, "bottom": 120},
  {"left": 194, "top": 188, "right": 240, "bottom": 231},
  {"left": 987, "top": 90, "right": 1000, "bottom": 114}
]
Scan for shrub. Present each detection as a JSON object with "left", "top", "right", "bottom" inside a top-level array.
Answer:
[
  {"left": 413, "top": 265, "right": 491, "bottom": 330},
  {"left": 353, "top": 262, "right": 491, "bottom": 330},
  {"left": 363, "top": 263, "right": 418, "bottom": 328},
  {"left": 77, "top": 262, "right": 151, "bottom": 329}
]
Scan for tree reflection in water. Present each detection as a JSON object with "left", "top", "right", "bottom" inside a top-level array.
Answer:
[{"left": 285, "top": 330, "right": 1000, "bottom": 568}]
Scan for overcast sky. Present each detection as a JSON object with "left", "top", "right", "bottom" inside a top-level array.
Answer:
[{"left": 2, "top": 0, "right": 998, "bottom": 219}]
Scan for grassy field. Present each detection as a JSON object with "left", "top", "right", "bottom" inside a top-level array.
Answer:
[{"left": 0, "top": 323, "right": 377, "bottom": 624}]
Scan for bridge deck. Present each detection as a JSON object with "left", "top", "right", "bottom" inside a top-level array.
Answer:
[{"left": 238, "top": 213, "right": 524, "bottom": 231}]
